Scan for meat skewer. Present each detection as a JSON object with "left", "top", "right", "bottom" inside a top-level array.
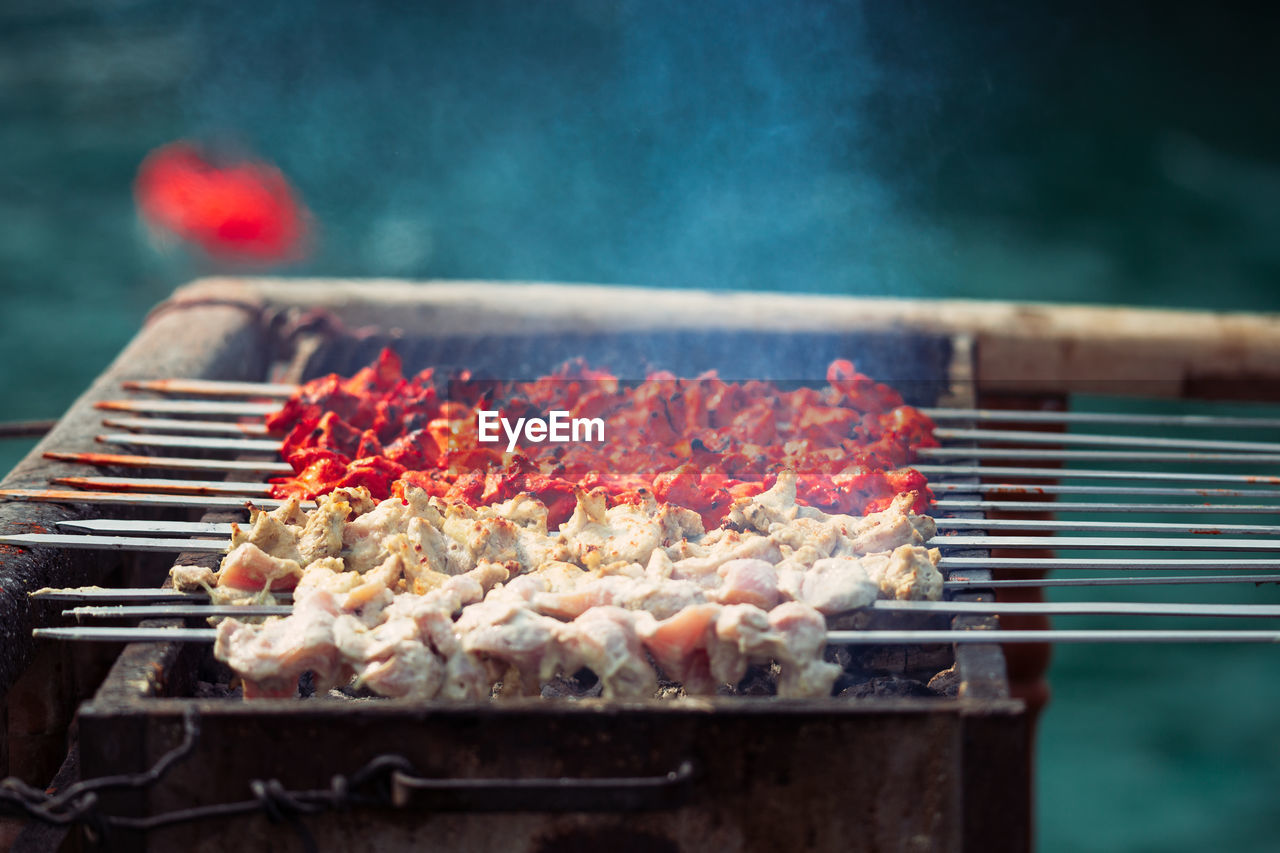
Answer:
[
  {"left": 32, "top": 626, "right": 1280, "bottom": 645},
  {"left": 107, "top": 382, "right": 1280, "bottom": 429},
  {"left": 10, "top": 532, "right": 1280, "bottom": 553},
  {"left": 30, "top": 571, "right": 1280, "bottom": 603},
  {"left": 57, "top": 600, "right": 1280, "bottom": 620},
  {"left": 87, "top": 414, "right": 1280, "bottom": 454},
  {"left": 54, "top": 516, "right": 1280, "bottom": 538},
  {"left": 89, "top": 430, "right": 1280, "bottom": 464},
  {"left": 0, "top": 488, "right": 310, "bottom": 511},
  {"left": 43, "top": 451, "right": 1280, "bottom": 506}
]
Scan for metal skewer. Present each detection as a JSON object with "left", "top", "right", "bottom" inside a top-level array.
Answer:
[
  {"left": 101, "top": 417, "right": 271, "bottom": 436},
  {"left": 95, "top": 433, "right": 281, "bottom": 453},
  {"left": 11, "top": 532, "right": 1280, "bottom": 553},
  {"left": 58, "top": 520, "right": 239, "bottom": 536},
  {"left": 50, "top": 477, "right": 275, "bottom": 496},
  {"left": 31, "top": 587, "right": 293, "bottom": 602},
  {"left": 921, "top": 408, "right": 1280, "bottom": 429},
  {"left": 87, "top": 429, "right": 1280, "bottom": 466},
  {"left": 59, "top": 600, "right": 1280, "bottom": 620},
  {"left": 89, "top": 418, "right": 1280, "bottom": 455},
  {"left": 931, "top": 536, "right": 1280, "bottom": 551},
  {"left": 825, "top": 629, "right": 1280, "bottom": 645},
  {"left": 46, "top": 452, "right": 1280, "bottom": 500},
  {"left": 96, "top": 399, "right": 280, "bottom": 417},
  {"left": 0, "top": 488, "right": 311, "bottom": 511},
  {"left": 20, "top": 473, "right": 1280, "bottom": 511},
  {"left": 938, "top": 557, "right": 1280, "bottom": 570},
  {"left": 944, "top": 574, "right": 1280, "bottom": 589},
  {"left": 40, "top": 471, "right": 1280, "bottom": 499},
  {"left": 919, "top": 466, "right": 1280, "bottom": 485},
  {"left": 31, "top": 625, "right": 1280, "bottom": 645},
  {"left": 933, "top": 428, "right": 1280, "bottom": 453},
  {"left": 30, "top": 574, "right": 1280, "bottom": 605},
  {"left": 106, "top": 383, "right": 1280, "bottom": 431},
  {"left": 65, "top": 604, "right": 292, "bottom": 618},
  {"left": 0, "top": 534, "right": 229, "bottom": 553},
  {"left": 52, "top": 516, "right": 1280, "bottom": 538},
  {"left": 918, "top": 447, "right": 1280, "bottom": 463},
  {"left": 120, "top": 378, "right": 296, "bottom": 397},
  {"left": 44, "top": 451, "right": 293, "bottom": 475},
  {"left": 934, "top": 500, "right": 1280, "bottom": 514},
  {"left": 929, "top": 482, "right": 1280, "bottom": 497}
]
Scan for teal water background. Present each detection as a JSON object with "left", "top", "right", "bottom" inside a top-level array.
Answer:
[{"left": 2, "top": 2, "right": 1279, "bottom": 849}]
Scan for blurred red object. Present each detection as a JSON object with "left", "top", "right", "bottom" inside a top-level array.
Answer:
[{"left": 134, "top": 141, "right": 310, "bottom": 263}]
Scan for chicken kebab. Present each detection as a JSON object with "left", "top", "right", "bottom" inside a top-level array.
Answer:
[{"left": 176, "top": 352, "right": 944, "bottom": 701}]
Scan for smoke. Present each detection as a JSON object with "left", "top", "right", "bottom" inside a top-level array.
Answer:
[
  {"left": 171, "top": 0, "right": 940, "bottom": 295},
  {"left": 159, "top": 0, "right": 1280, "bottom": 308}
]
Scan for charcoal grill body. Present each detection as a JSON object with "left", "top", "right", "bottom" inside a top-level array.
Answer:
[{"left": 5, "top": 280, "right": 1032, "bottom": 851}]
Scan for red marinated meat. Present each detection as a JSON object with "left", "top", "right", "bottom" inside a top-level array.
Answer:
[{"left": 264, "top": 349, "right": 937, "bottom": 520}]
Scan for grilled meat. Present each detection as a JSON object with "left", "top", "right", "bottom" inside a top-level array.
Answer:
[{"left": 202, "top": 468, "right": 940, "bottom": 701}]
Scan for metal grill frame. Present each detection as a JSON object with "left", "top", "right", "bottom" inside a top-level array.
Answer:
[{"left": 34, "top": 277, "right": 1269, "bottom": 849}]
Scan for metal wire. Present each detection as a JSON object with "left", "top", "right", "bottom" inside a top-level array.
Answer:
[{"left": 0, "top": 708, "right": 415, "bottom": 850}]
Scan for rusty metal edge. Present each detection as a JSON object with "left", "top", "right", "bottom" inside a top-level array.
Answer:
[{"left": 0, "top": 294, "right": 272, "bottom": 701}]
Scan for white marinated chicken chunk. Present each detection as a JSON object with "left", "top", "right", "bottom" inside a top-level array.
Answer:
[
  {"left": 552, "top": 607, "right": 657, "bottom": 699},
  {"left": 212, "top": 471, "right": 942, "bottom": 702},
  {"left": 863, "top": 544, "right": 944, "bottom": 601},
  {"left": 796, "top": 557, "right": 879, "bottom": 615},
  {"left": 214, "top": 588, "right": 346, "bottom": 698},
  {"left": 555, "top": 488, "right": 703, "bottom": 570}
]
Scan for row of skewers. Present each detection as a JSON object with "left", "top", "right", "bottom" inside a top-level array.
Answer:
[{"left": 8, "top": 376, "right": 1280, "bottom": 647}]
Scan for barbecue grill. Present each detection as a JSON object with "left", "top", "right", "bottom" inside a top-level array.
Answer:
[{"left": 4, "top": 278, "right": 1280, "bottom": 852}]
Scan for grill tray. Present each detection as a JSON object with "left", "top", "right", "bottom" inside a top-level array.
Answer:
[{"left": 9, "top": 280, "right": 1029, "bottom": 851}]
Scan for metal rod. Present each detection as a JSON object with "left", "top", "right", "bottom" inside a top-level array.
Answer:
[
  {"left": 44, "top": 451, "right": 292, "bottom": 475},
  {"left": 0, "top": 534, "right": 229, "bottom": 553},
  {"left": 34, "top": 626, "right": 219, "bottom": 642},
  {"left": 932, "top": 535, "right": 1280, "bottom": 551},
  {"left": 96, "top": 399, "right": 279, "bottom": 417},
  {"left": 13, "top": 531, "right": 1280, "bottom": 554},
  {"left": 938, "top": 557, "right": 1280, "bottom": 570},
  {"left": 945, "top": 574, "right": 1280, "bottom": 590},
  {"left": 50, "top": 476, "right": 274, "bottom": 496},
  {"left": 30, "top": 576, "right": 1280, "bottom": 604},
  {"left": 934, "top": 518, "right": 1280, "bottom": 535},
  {"left": 63, "top": 600, "right": 1280, "bottom": 620},
  {"left": 934, "top": 500, "right": 1280, "bottom": 514},
  {"left": 918, "top": 465, "right": 1280, "bottom": 485},
  {"left": 85, "top": 431, "right": 1280, "bottom": 465},
  {"left": 96, "top": 433, "right": 281, "bottom": 453},
  {"left": 878, "top": 600, "right": 1280, "bottom": 617},
  {"left": 32, "top": 626, "right": 1280, "bottom": 645},
  {"left": 54, "top": 516, "right": 1280, "bottom": 539},
  {"left": 922, "top": 408, "right": 1280, "bottom": 429},
  {"left": 0, "top": 418, "right": 58, "bottom": 438},
  {"left": 104, "top": 388, "right": 1280, "bottom": 431},
  {"left": 57, "top": 520, "right": 238, "bottom": 536},
  {"left": 65, "top": 605, "right": 292, "bottom": 618},
  {"left": 30, "top": 587, "right": 292, "bottom": 602},
  {"left": 918, "top": 447, "right": 1280, "bottom": 463},
  {"left": 824, "top": 629, "right": 1280, "bottom": 644},
  {"left": 937, "top": 427, "right": 1280, "bottom": 453},
  {"left": 101, "top": 417, "right": 271, "bottom": 436},
  {"left": 129, "top": 417, "right": 1280, "bottom": 451},
  {"left": 120, "top": 378, "right": 296, "bottom": 397},
  {"left": 0, "top": 488, "right": 310, "bottom": 511},
  {"left": 928, "top": 481, "right": 1280, "bottom": 497}
]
